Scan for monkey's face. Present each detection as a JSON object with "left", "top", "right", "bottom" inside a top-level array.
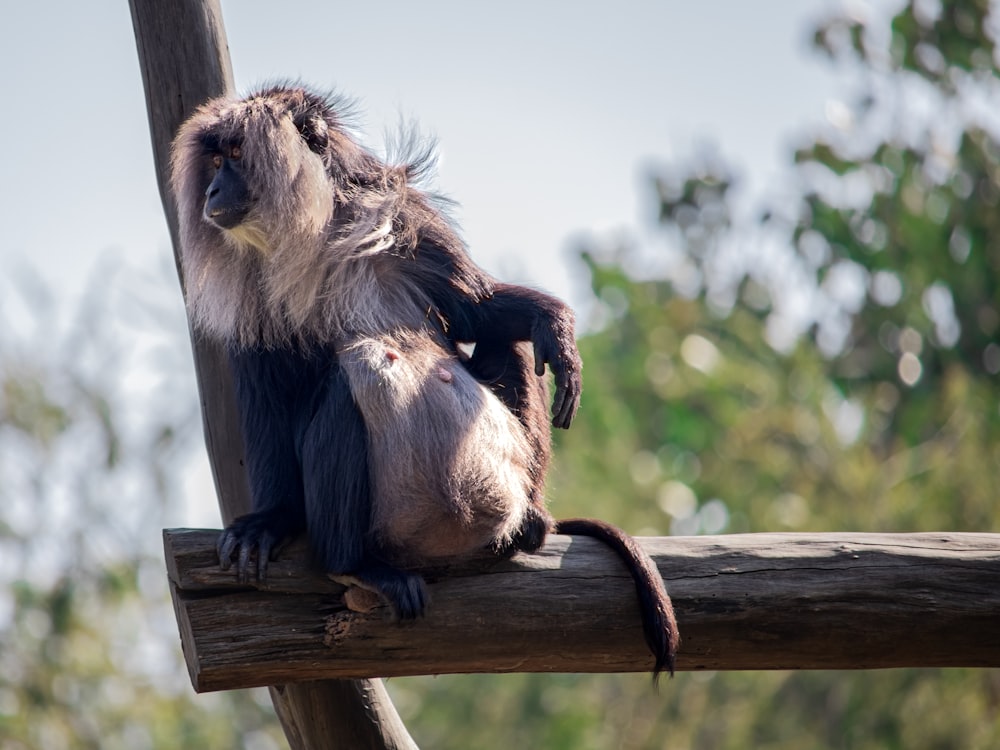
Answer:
[
  {"left": 181, "top": 94, "right": 337, "bottom": 256},
  {"left": 203, "top": 141, "right": 250, "bottom": 230}
]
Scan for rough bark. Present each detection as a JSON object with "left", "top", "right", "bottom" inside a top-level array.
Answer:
[{"left": 165, "top": 529, "right": 1000, "bottom": 692}]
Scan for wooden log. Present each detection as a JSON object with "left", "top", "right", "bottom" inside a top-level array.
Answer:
[
  {"left": 165, "top": 529, "right": 1000, "bottom": 692},
  {"left": 129, "top": 2, "right": 418, "bottom": 747}
]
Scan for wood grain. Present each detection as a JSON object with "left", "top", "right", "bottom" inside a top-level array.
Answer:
[{"left": 165, "top": 529, "right": 1000, "bottom": 692}]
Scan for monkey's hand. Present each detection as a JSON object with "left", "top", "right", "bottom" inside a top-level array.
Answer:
[
  {"left": 531, "top": 309, "right": 583, "bottom": 429},
  {"left": 217, "top": 511, "right": 294, "bottom": 584}
]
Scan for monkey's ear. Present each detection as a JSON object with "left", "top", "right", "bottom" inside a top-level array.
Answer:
[{"left": 294, "top": 112, "right": 330, "bottom": 155}]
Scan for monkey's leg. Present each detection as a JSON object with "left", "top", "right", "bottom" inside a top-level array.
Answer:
[
  {"left": 467, "top": 339, "right": 555, "bottom": 555},
  {"left": 301, "top": 365, "right": 427, "bottom": 619},
  {"left": 331, "top": 557, "right": 428, "bottom": 620}
]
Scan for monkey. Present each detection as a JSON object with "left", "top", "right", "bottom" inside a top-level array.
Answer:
[{"left": 170, "top": 84, "right": 678, "bottom": 677}]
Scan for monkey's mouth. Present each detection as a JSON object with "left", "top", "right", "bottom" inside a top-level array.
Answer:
[{"left": 204, "top": 204, "right": 250, "bottom": 229}]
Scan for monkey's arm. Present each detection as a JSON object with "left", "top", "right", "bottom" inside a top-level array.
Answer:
[
  {"left": 299, "top": 365, "right": 370, "bottom": 574},
  {"left": 479, "top": 282, "right": 582, "bottom": 428},
  {"left": 440, "top": 279, "right": 582, "bottom": 428},
  {"left": 407, "top": 241, "right": 581, "bottom": 426},
  {"left": 218, "top": 347, "right": 309, "bottom": 582}
]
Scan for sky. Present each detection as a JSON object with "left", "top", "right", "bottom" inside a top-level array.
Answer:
[
  {"left": 0, "top": 0, "right": 871, "bottom": 526},
  {"left": 0, "top": 0, "right": 859, "bottom": 312}
]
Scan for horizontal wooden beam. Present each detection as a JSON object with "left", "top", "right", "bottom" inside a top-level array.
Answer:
[{"left": 164, "top": 529, "right": 1000, "bottom": 693}]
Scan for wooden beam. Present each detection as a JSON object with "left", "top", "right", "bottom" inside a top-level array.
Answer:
[
  {"left": 165, "top": 530, "right": 1000, "bottom": 692},
  {"left": 128, "top": 2, "right": 417, "bottom": 747}
]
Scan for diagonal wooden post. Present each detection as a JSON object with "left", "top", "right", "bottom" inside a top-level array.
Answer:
[{"left": 128, "top": 2, "right": 418, "bottom": 747}]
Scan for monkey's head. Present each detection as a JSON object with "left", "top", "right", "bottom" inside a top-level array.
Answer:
[
  {"left": 170, "top": 85, "right": 437, "bottom": 346},
  {"left": 170, "top": 86, "right": 402, "bottom": 344},
  {"left": 171, "top": 86, "right": 362, "bottom": 256}
]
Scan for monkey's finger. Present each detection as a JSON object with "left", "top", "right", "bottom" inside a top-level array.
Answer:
[
  {"left": 257, "top": 536, "right": 272, "bottom": 582},
  {"left": 549, "top": 357, "right": 581, "bottom": 427},
  {"left": 217, "top": 532, "right": 236, "bottom": 570},
  {"left": 393, "top": 574, "right": 429, "bottom": 620},
  {"left": 561, "top": 395, "right": 580, "bottom": 428},
  {"left": 552, "top": 382, "right": 580, "bottom": 429},
  {"left": 271, "top": 536, "right": 290, "bottom": 560},
  {"left": 553, "top": 395, "right": 573, "bottom": 429},
  {"left": 533, "top": 340, "right": 547, "bottom": 377},
  {"left": 237, "top": 543, "right": 253, "bottom": 585},
  {"left": 551, "top": 382, "right": 569, "bottom": 425}
]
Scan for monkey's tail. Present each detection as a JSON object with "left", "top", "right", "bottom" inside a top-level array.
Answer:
[{"left": 555, "top": 518, "right": 679, "bottom": 680}]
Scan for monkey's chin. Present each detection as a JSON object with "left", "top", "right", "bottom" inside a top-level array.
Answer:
[
  {"left": 222, "top": 222, "right": 272, "bottom": 255},
  {"left": 204, "top": 205, "right": 249, "bottom": 229}
]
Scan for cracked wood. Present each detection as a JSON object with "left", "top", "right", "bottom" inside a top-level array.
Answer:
[{"left": 164, "top": 529, "right": 1000, "bottom": 692}]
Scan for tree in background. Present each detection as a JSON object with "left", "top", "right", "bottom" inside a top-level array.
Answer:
[
  {"left": 0, "top": 266, "right": 285, "bottom": 750},
  {"left": 556, "top": 0, "right": 1000, "bottom": 539}
]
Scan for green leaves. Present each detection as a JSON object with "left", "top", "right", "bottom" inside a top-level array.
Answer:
[{"left": 892, "top": 1, "right": 998, "bottom": 83}]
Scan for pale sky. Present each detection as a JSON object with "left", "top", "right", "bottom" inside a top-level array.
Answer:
[{"left": 0, "top": 0, "right": 857, "bottom": 313}]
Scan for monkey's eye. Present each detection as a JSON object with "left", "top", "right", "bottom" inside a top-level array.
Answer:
[
  {"left": 211, "top": 154, "right": 223, "bottom": 170},
  {"left": 229, "top": 145, "right": 242, "bottom": 160}
]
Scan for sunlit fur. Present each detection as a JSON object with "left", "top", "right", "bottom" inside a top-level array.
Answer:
[{"left": 341, "top": 331, "right": 532, "bottom": 563}]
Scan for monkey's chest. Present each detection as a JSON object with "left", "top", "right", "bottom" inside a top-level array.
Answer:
[{"left": 314, "top": 258, "right": 433, "bottom": 342}]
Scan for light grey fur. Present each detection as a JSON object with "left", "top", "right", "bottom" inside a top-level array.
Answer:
[
  {"left": 340, "top": 332, "right": 531, "bottom": 562},
  {"left": 171, "top": 92, "right": 429, "bottom": 348}
]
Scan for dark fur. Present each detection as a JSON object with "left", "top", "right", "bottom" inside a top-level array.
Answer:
[{"left": 170, "top": 84, "right": 678, "bottom": 674}]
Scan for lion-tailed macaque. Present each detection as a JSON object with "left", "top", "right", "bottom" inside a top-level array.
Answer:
[{"left": 170, "top": 85, "right": 678, "bottom": 676}]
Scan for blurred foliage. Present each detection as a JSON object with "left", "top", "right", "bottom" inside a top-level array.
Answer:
[
  {"left": 0, "top": 270, "right": 286, "bottom": 750},
  {"left": 4, "top": 1, "right": 1000, "bottom": 748}
]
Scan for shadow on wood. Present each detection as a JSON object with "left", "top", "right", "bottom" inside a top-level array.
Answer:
[{"left": 165, "top": 529, "right": 1000, "bottom": 693}]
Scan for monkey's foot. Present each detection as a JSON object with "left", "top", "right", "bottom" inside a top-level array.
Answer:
[{"left": 495, "top": 505, "right": 553, "bottom": 557}]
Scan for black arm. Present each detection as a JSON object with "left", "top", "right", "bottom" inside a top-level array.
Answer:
[
  {"left": 406, "top": 237, "right": 581, "bottom": 426},
  {"left": 218, "top": 346, "right": 310, "bottom": 581},
  {"left": 299, "top": 363, "right": 371, "bottom": 574},
  {"left": 417, "top": 242, "right": 582, "bottom": 428},
  {"left": 471, "top": 283, "right": 582, "bottom": 428}
]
